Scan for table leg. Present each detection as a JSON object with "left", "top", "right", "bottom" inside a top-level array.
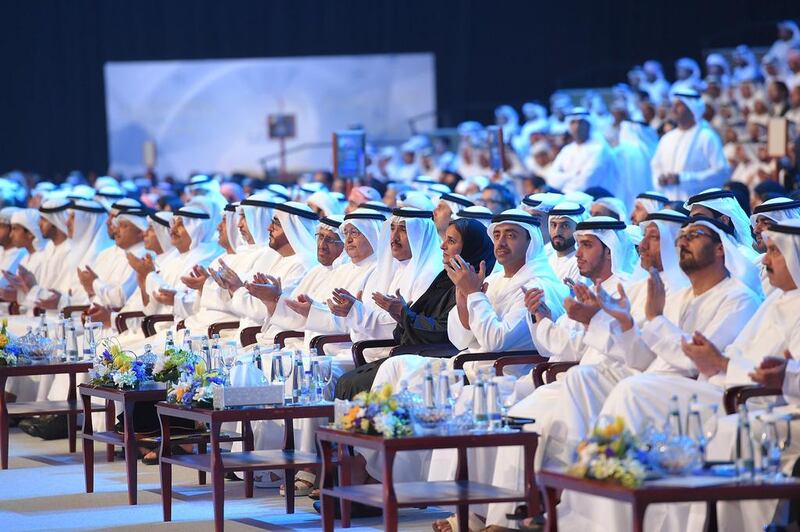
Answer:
[
  {"left": 704, "top": 500, "right": 718, "bottom": 532},
  {"left": 81, "top": 391, "right": 94, "bottom": 493},
  {"left": 244, "top": 420, "right": 254, "bottom": 498},
  {"left": 319, "top": 438, "right": 336, "bottom": 532},
  {"left": 159, "top": 413, "right": 172, "bottom": 522},
  {"left": 210, "top": 421, "right": 225, "bottom": 532},
  {"left": 198, "top": 440, "right": 207, "bottom": 485},
  {"left": 104, "top": 400, "right": 115, "bottom": 462},
  {"left": 122, "top": 400, "right": 137, "bottom": 505},
  {"left": 523, "top": 439, "right": 540, "bottom": 518},
  {"left": 0, "top": 375, "right": 9, "bottom": 469},
  {"left": 382, "top": 449, "right": 398, "bottom": 532},
  {"left": 339, "top": 445, "right": 352, "bottom": 528},
  {"left": 67, "top": 373, "right": 77, "bottom": 453},
  {"left": 632, "top": 501, "right": 648, "bottom": 532},
  {"left": 455, "top": 446, "right": 469, "bottom": 532},
  {"left": 543, "top": 486, "right": 559, "bottom": 532},
  {"left": 283, "top": 417, "right": 294, "bottom": 514}
]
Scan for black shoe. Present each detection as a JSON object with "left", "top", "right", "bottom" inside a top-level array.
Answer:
[
  {"left": 312, "top": 499, "right": 382, "bottom": 518},
  {"left": 226, "top": 472, "right": 243, "bottom": 481}
]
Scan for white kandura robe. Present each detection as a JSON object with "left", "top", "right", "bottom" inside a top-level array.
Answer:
[
  {"left": 650, "top": 123, "right": 730, "bottom": 201},
  {"left": 546, "top": 139, "right": 619, "bottom": 194},
  {"left": 560, "top": 281, "right": 773, "bottom": 532},
  {"left": 0, "top": 246, "right": 26, "bottom": 288},
  {"left": 547, "top": 248, "right": 583, "bottom": 285}
]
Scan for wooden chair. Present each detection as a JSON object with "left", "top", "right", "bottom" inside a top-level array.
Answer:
[
  {"left": 141, "top": 314, "right": 175, "bottom": 337},
  {"left": 452, "top": 350, "right": 542, "bottom": 384},
  {"left": 115, "top": 311, "right": 145, "bottom": 334},
  {"left": 494, "top": 353, "right": 549, "bottom": 376},
  {"left": 62, "top": 305, "right": 90, "bottom": 319},
  {"left": 274, "top": 330, "right": 304, "bottom": 348},
  {"left": 310, "top": 333, "right": 352, "bottom": 357},
  {"left": 207, "top": 321, "right": 240, "bottom": 338},
  {"left": 723, "top": 385, "right": 783, "bottom": 415},
  {"left": 531, "top": 361, "right": 579, "bottom": 388}
]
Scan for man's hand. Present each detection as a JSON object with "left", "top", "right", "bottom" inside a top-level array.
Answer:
[
  {"left": 596, "top": 283, "right": 634, "bottom": 332},
  {"left": 564, "top": 283, "right": 601, "bottom": 325},
  {"left": 16, "top": 265, "right": 36, "bottom": 292},
  {"left": 0, "top": 285, "right": 17, "bottom": 301},
  {"left": 749, "top": 350, "right": 793, "bottom": 389},
  {"left": 77, "top": 266, "right": 99, "bottom": 296},
  {"left": 327, "top": 288, "right": 361, "bottom": 317},
  {"left": 522, "top": 286, "right": 551, "bottom": 322},
  {"left": 127, "top": 252, "right": 155, "bottom": 276},
  {"left": 444, "top": 256, "right": 486, "bottom": 296},
  {"left": 644, "top": 267, "right": 666, "bottom": 321},
  {"left": 86, "top": 304, "right": 112, "bottom": 328},
  {"left": 153, "top": 288, "right": 176, "bottom": 305},
  {"left": 681, "top": 331, "right": 727, "bottom": 377},
  {"left": 36, "top": 289, "right": 61, "bottom": 310},
  {"left": 372, "top": 289, "right": 407, "bottom": 322},
  {"left": 180, "top": 264, "right": 209, "bottom": 290},
  {"left": 217, "top": 259, "right": 244, "bottom": 293},
  {"left": 285, "top": 293, "right": 314, "bottom": 317},
  {"left": 244, "top": 273, "right": 282, "bottom": 304}
]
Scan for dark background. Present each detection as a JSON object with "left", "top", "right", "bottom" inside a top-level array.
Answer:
[{"left": 1, "top": 0, "right": 796, "bottom": 177}]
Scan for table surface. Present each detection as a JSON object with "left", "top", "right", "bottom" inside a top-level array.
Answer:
[
  {"left": 0, "top": 360, "right": 92, "bottom": 377},
  {"left": 155, "top": 400, "right": 334, "bottom": 423},
  {"left": 538, "top": 469, "right": 800, "bottom": 503},
  {"left": 316, "top": 425, "right": 538, "bottom": 451},
  {"left": 78, "top": 383, "right": 168, "bottom": 402}
]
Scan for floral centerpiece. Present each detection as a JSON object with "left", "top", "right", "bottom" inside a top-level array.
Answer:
[
  {"left": 152, "top": 347, "right": 195, "bottom": 384},
  {"left": 0, "top": 320, "right": 19, "bottom": 366},
  {"left": 338, "top": 384, "right": 413, "bottom": 438},
  {"left": 567, "top": 416, "right": 646, "bottom": 488},
  {"left": 166, "top": 358, "right": 224, "bottom": 408},
  {"left": 88, "top": 340, "right": 149, "bottom": 389}
]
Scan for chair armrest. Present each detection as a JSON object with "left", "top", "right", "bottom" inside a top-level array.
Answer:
[
  {"left": 494, "top": 353, "right": 547, "bottom": 376},
  {"left": 8, "top": 301, "right": 21, "bottom": 315},
  {"left": 62, "top": 305, "right": 90, "bottom": 319},
  {"left": 352, "top": 339, "right": 399, "bottom": 368},
  {"left": 240, "top": 326, "right": 261, "bottom": 347},
  {"left": 115, "top": 311, "right": 145, "bottom": 334},
  {"left": 531, "top": 361, "right": 578, "bottom": 387},
  {"left": 33, "top": 307, "right": 45, "bottom": 317},
  {"left": 274, "top": 330, "right": 305, "bottom": 348},
  {"left": 208, "top": 321, "right": 240, "bottom": 338},
  {"left": 723, "top": 385, "right": 784, "bottom": 415},
  {"left": 310, "top": 333, "right": 352, "bottom": 357},
  {"left": 452, "top": 350, "right": 540, "bottom": 384},
  {"left": 390, "top": 343, "right": 459, "bottom": 358},
  {"left": 142, "top": 314, "right": 175, "bottom": 337}
]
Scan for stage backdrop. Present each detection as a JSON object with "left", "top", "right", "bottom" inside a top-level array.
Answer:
[{"left": 104, "top": 52, "right": 436, "bottom": 177}]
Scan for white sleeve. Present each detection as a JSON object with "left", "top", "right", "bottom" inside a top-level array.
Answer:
[
  {"left": 583, "top": 312, "right": 656, "bottom": 371},
  {"left": 447, "top": 305, "right": 474, "bottom": 351},
  {"left": 268, "top": 295, "right": 308, "bottom": 332},
  {"left": 783, "top": 359, "right": 800, "bottom": 406},
  {"left": 678, "top": 132, "right": 730, "bottom": 187},
  {"left": 91, "top": 270, "right": 137, "bottom": 310},
  {"left": 534, "top": 314, "right": 587, "bottom": 362},
  {"left": 306, "top": 301, "right": 347, "bottom": 334},
  {"left": 465, "top": 292, "right": 531, "bottom": 352}
]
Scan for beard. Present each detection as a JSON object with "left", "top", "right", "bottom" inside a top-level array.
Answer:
[
  {"left": 551, "top": 236, "right": 575, "bottom": 253},
  {"left": 679, "top": 246, "right": 715, "bottom": 273}
]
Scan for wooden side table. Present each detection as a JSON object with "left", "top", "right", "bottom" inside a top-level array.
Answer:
[
  {"left": 538, "top": 469, "right": 800, "bottom": 532},
  {"left": 157, "top": 401, "right": 334, "bottom": 532},
  {"left": 0, "top": 361, "right": 110, "bottom": 469},
  {"left": 317, "top": 427, "right": 539, "bottom": 532}
]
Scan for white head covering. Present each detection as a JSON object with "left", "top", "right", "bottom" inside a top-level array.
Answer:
[
  {"left": 341, "top": 209, "right": 385, "bottom": 259},
  {"left": 397, "top": 191, "right": 434, "bottom": 211},
  {"left": 638, "top": 209, "right": 691, "bottom": 290},
  {"left": 0, "top": 206, "right": 21, "bottom": 224},
  {"left": 359, "top": 201, "right": 393, "bottom": 216},
  {"left": 223, "top": 203, "right": 244, "bottom": 251},
  {"left": 520, "top": 192, "right": 563, "bottom": 215},
  {"left": 265, "top": 184, "right": 292, "bottom": 201},
  {"left": 635, "top": 191, "right": 670, "bottom": 215},
  {"left": 686, "top": 188, "right": 754, "bottom": 249},
  {"left": 487, "top": 209, "right": 569, "bottom": 312},
  {"left": 619, "top": 120, "right": 658, "bottom": 155},
  {"left": 10, "top": 209, "right": 45, "bottom": 251},
  {"left": 548, "top": 201, "right": 588, "bottom": 225},
  {"left": 110, "top": 198, "right": 143, "bottom": 215},
  {"left": 307, "top": 191, "right": 343, "bottom": 217},
  {"left": 173, "top": 204, "right": 217, "bottom": 246},
  {"left": 687, "top": 216, "right": 762, "bottom": 295},
  {"left": 438, "top": 192, "right": 474, "bottom": 217},
  {"left": 367, "top": 208, "right": 442, "bottom": 303},
  {"left": 39, "top": 198, "right": 71, "bottom": 235},
  {"left": 272, "top": 201, "right": 320, "bottom": 270},
  {"left": 750, "top": 197, "right": 800, "bottom": 226},
  {"left": 453, "top": 206, "right": 494, "bottom": 228},
  {"left": 763, "top": 220, "right": 800, "bottom": 289},
  {"left": 69, "top": 200, "right": 113, "bottom": 265},
  {"left": 66, "top": 184, "right": 96, "bottom": 201},
  {"left": 592, "top": 197, "right": 628, "bottom": 222},
  {"left": 670, "top": 87, "right": 705, "bottom": 123},
  {"left": 240, "top": 192, "right": 278, "bottom": 247},
  {"left": 574, "top": 216, "right": 644, "bottom": 281},
  {"left": 148, "top": 211, "right": 174, "bottom": 254},
  {"left": 563, "top": 191, "right": 594, "bottom": 212},
  {"left": 186, "top": 195, "right": 222, "bottom": 232},
  {"left": 115, "top": 209, "right": 149, "bottom": 232}
]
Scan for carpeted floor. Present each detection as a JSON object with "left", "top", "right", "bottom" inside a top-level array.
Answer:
[{"left": 0, "top": 427, "right": 449, "bottom": 531}]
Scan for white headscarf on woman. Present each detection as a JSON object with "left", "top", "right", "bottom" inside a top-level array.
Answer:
[
  {"left": 639, "top": 209, "right": 691, "bottom": 291},
  {"left": 11, "top": 209, "right": 45, "bottom": 251},
  {"left": 574, "top": 216, "right": 646, "bottom": 281},
  {"left": 272, "top": 201, "right": 320, "bottom": 270}
]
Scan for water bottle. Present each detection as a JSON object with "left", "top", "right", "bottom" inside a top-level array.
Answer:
[
  {"left": 66, "top": 320, "right": 79, "bottom": 362},
  {"left": 200, "top": 335, "right": 211, "bottom": 367},
  {"left": 422, "top": 361, "right": 436, "bottom": 408},
  {"left": 472, "top": 369, "right": 488, "bottom": 430},
  {"left": 252, "top": 345, "right": 262, "bottom": 371},
  {"left": 223, "top": 341, "right": 238, "bottom": 384},
  {"left": 164, "top": 330, "right": 174, "bottom": 352},
  {"left": 486, "top": 380, "right": 502, "bottom": 431},
  {"left": 310, "top": 359, "right": 322, "bottom": 403},
  {"left": 736, "top": 404, "right": 755, "bottom": 478},
  {"left": 181, "top": 329, "right": 192, "bottom": 352},
  {"left": 758, "top": 406, "right": 782, "bottom": 477},
  {"left": 56, "top": 312, "right": 67, "bottom": 358},
  {"left": 665, "top": 395, "right": 682, "bottom": 437},
  {"left": 685, "top": 394, "right": 705, "bottom": 453},
  {"left": 40, "top": 314, "right": 49, "bottom": 339},
  {"left": 210, "top": 334, "right": 221, "bottom": 370},
  {"left": 82, "top": 317, "right": 96, "bottom": 360},
  {"left": 291, "top": 354, "right": 304, "bottom": 404},
  {"left": 437, "top": 370, "right": 452, "bottom": 413}
]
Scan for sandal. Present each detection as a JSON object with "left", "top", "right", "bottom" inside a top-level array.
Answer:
[
  {"left": 432, "top": 513, "right": 486, "bottom": 532},
  {"left": 279, "top": 470, "right": 316, "bottom": 497}
]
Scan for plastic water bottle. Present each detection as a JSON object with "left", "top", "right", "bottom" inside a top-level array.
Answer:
[
  {"left": 201, "top": 335, "right": 211, "bottom": 367},
  {"left": 472, "top": 369, "right": 488, "bottom": 430},
  {"left": 291, "top": 354, "right": 304, "bottom": 404},
  {"left": 422, "top": 361, "right": 436, "bottom": 408},
  {"left": 210, "top": 334, "right": 221, "bottom": 370},
  {"left": 66, "top": 320, "right": 79, "bottom": 362},
  {"left": 181, "top": 329, "right": 192, "bottom": 352},
  {"left": 486, "top": 380, "right": 501, "bottom": 431},
  {"left": 310, "top": 359, "right": 322, "bottom": 403},
  {"left": 685, "top": 394, "right": 705, "bottom": 453},
  {"left": 82, "top": 317, "right": 96, "bottom": 360},
  {"left": 665, "top": 395, "right": 682, "bottom": 437},
  {"left": 164, "top": 330, "right": 174, "bottom": 352},
  {"left": 39, "top": 313, "right": 49, "bottom": 339},
  {"left": 437, "top": 370, "right": 452, "bottom": 413},
  {"left": 758, "top": 405, "right": 782, "bottom": 477},
  {"left": 736, "top": 404, "right": 755, "bottom": 478},
  {"left": 56, "top": 312, "right": 67, "bottom": 358}
]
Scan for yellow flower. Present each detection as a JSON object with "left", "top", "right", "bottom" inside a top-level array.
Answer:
[
  {"left": 379, "top": 385, "right": 393, "bottom": 401},
  {"left": 360, "top": 418, "right": 370, "bottom": 432},
  {"left": 195, "top": 359, "right": 207, "bottom": 376},
  {"left": 0, "top": 335, "right": 7, "bottom": 349},
  {"left": 175, "top": 387, "right": 185, "bottom": 402}
]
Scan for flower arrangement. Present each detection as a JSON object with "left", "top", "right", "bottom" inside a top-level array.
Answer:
[
  {"left": 0, "top": 320, "right": 19, "bottom": 366},
  {"left": 567, "top": 416, "right": 646, "bottom": 488},
  {"left": 89, "top": 340, "right": 149, "bottom": 389},
  {"left": 339, "top": 384, "right": 413, "bottom": 438},
  {"left": 152, "top": 347, "right": 194, "bottom": 384},
  {"left": 166, "top": 358, "right": 224, "bottom": 408}
]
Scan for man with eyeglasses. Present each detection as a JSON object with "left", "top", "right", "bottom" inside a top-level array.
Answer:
[
  {"left": 554, "top": 216, "right": 764, "bottom": 532},
  {"left": 750, "top": 197, "right": 800, "bottom": 296}
]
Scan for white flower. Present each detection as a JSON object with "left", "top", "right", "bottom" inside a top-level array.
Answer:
[
  {"left": 153, "top": 355, "right": 166, "bottom": 374},
  {"left": 112, "top": 370, "right": 138, "bottom": 388}
]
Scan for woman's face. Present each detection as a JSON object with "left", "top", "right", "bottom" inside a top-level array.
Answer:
[{"left": 440, "top": 223, "right": 464, "bottom": 264}]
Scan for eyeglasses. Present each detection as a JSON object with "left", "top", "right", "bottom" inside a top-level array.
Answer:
[
  {"left": 342, "top": 228, "right": 362, "bottom": 239},
  {"left": 316, "top": 234, "right": 343, "bottom": 246},
  {"left": 675, "top": 228, "right": 715, "bottom": 244}
]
